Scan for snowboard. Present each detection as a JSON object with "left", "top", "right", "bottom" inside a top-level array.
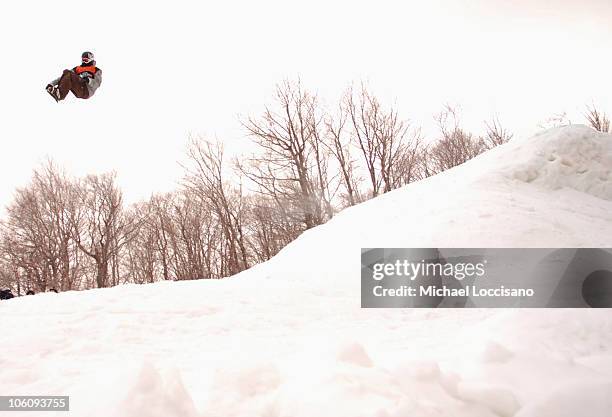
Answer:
[{"left": 46, "top": 85, "right": 59, "bottom": 102}]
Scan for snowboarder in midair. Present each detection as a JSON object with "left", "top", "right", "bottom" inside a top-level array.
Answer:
[{"left": 46, "top": 51, "right": 102, "bottom": 102}]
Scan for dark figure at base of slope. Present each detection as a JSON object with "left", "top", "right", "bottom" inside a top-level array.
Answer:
[
  {"left": 0, "top": 288, "right": 14, "bottom": 300},
  {"left": 46, "top": 51, "right": 103, "bottom": 102}
]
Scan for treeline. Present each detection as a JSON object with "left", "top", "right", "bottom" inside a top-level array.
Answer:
[{"left": 0, "top": 81, "right": 608, "bottom": 294}]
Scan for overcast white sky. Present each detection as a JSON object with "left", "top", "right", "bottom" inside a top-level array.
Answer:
[{"left": 0, "top": 0, "right": 610, "bottom": 207}]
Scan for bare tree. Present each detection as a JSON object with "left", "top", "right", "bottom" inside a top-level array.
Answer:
[
  {"left": 585, "top": 104, "right": 610, "bottom": 133},
  {"left": 428, "top": 105, "right": 488, "bottom": 174},
  {"left": 167, "top": 195, "right": 197, "bottom": 280},
  {"left": 0, "top": 254, "right": 18, "bottom": 293},
  {"left": 242, "top": 80, "right": 332, "bottom": 229},
  {"left": 71, "top": 173, "right": 136, "bottom": 288},
  {"left": 344, "top": 84, "right": 419, "bottom": 197},
  {"left": 323, "top": 102, "right": 363, "bottom": 207},
  {"left": 122, "top": 202, "right": 159, "bottom": 284},
  {"left": 148, "top": 193, "right": 175, "bottom": 281},
  {"left": 184, "top": 138, "right": 249, "bottom": 277},
  {"left": 345, "top": 85, "right": 383, "bottom": 197},
  {"left": 390, "top": 133, "right": 427, "bottom": 188},
  {"left": 0, "top": 161, "right": 84, "bottom": 292},
  {"left": 244, "top": 194, "right": 303, "bottom": 263},
  {"left": 484, "top": 116, "right": 513, "bottom": 147}
]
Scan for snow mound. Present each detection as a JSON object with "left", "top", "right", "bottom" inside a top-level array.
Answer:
[
  {"left": 456, "top": 382, "right": 520, "bottom": 417},
  {"left": 495, "top": 125, "right": 612, "bottom": 200},
  {"left": 336, "top": 342, "right": 374, "bottom": 367},
  {"left": 112, "top": 364, "right": 199, "bottom": 417},
  {"left": 515, "top": 381, "right": 612, "bottom": 417}
]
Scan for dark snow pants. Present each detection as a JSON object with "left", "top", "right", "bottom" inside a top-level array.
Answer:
[{"left": 57, "top": 69, "right": 90, "bottom": 100}]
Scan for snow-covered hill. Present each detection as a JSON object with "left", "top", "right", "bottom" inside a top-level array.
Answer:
[{"left": 1, "top": 125, "right": 611, "bottom": 417}]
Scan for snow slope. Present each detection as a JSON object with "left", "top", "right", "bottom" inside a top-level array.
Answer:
[{"left": 1, "top": 125, "right": 611, "bottom": 417}]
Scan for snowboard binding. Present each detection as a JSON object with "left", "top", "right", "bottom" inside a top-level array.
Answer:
[{"left": 46, "top": 85, "right": 60, "bottom": 102}]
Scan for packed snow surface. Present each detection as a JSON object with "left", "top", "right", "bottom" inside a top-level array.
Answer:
[{"left": 1, "top": 125, "right": 612, "bottom": 417}]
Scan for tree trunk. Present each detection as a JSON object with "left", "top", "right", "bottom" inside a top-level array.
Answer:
[{"left": 96, "top": 260, "right": 108, "bottom": 288}]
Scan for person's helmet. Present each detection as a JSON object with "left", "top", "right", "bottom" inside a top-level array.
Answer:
[{"left": 81, "top": 51, "right": 95, "bottom": 64}]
